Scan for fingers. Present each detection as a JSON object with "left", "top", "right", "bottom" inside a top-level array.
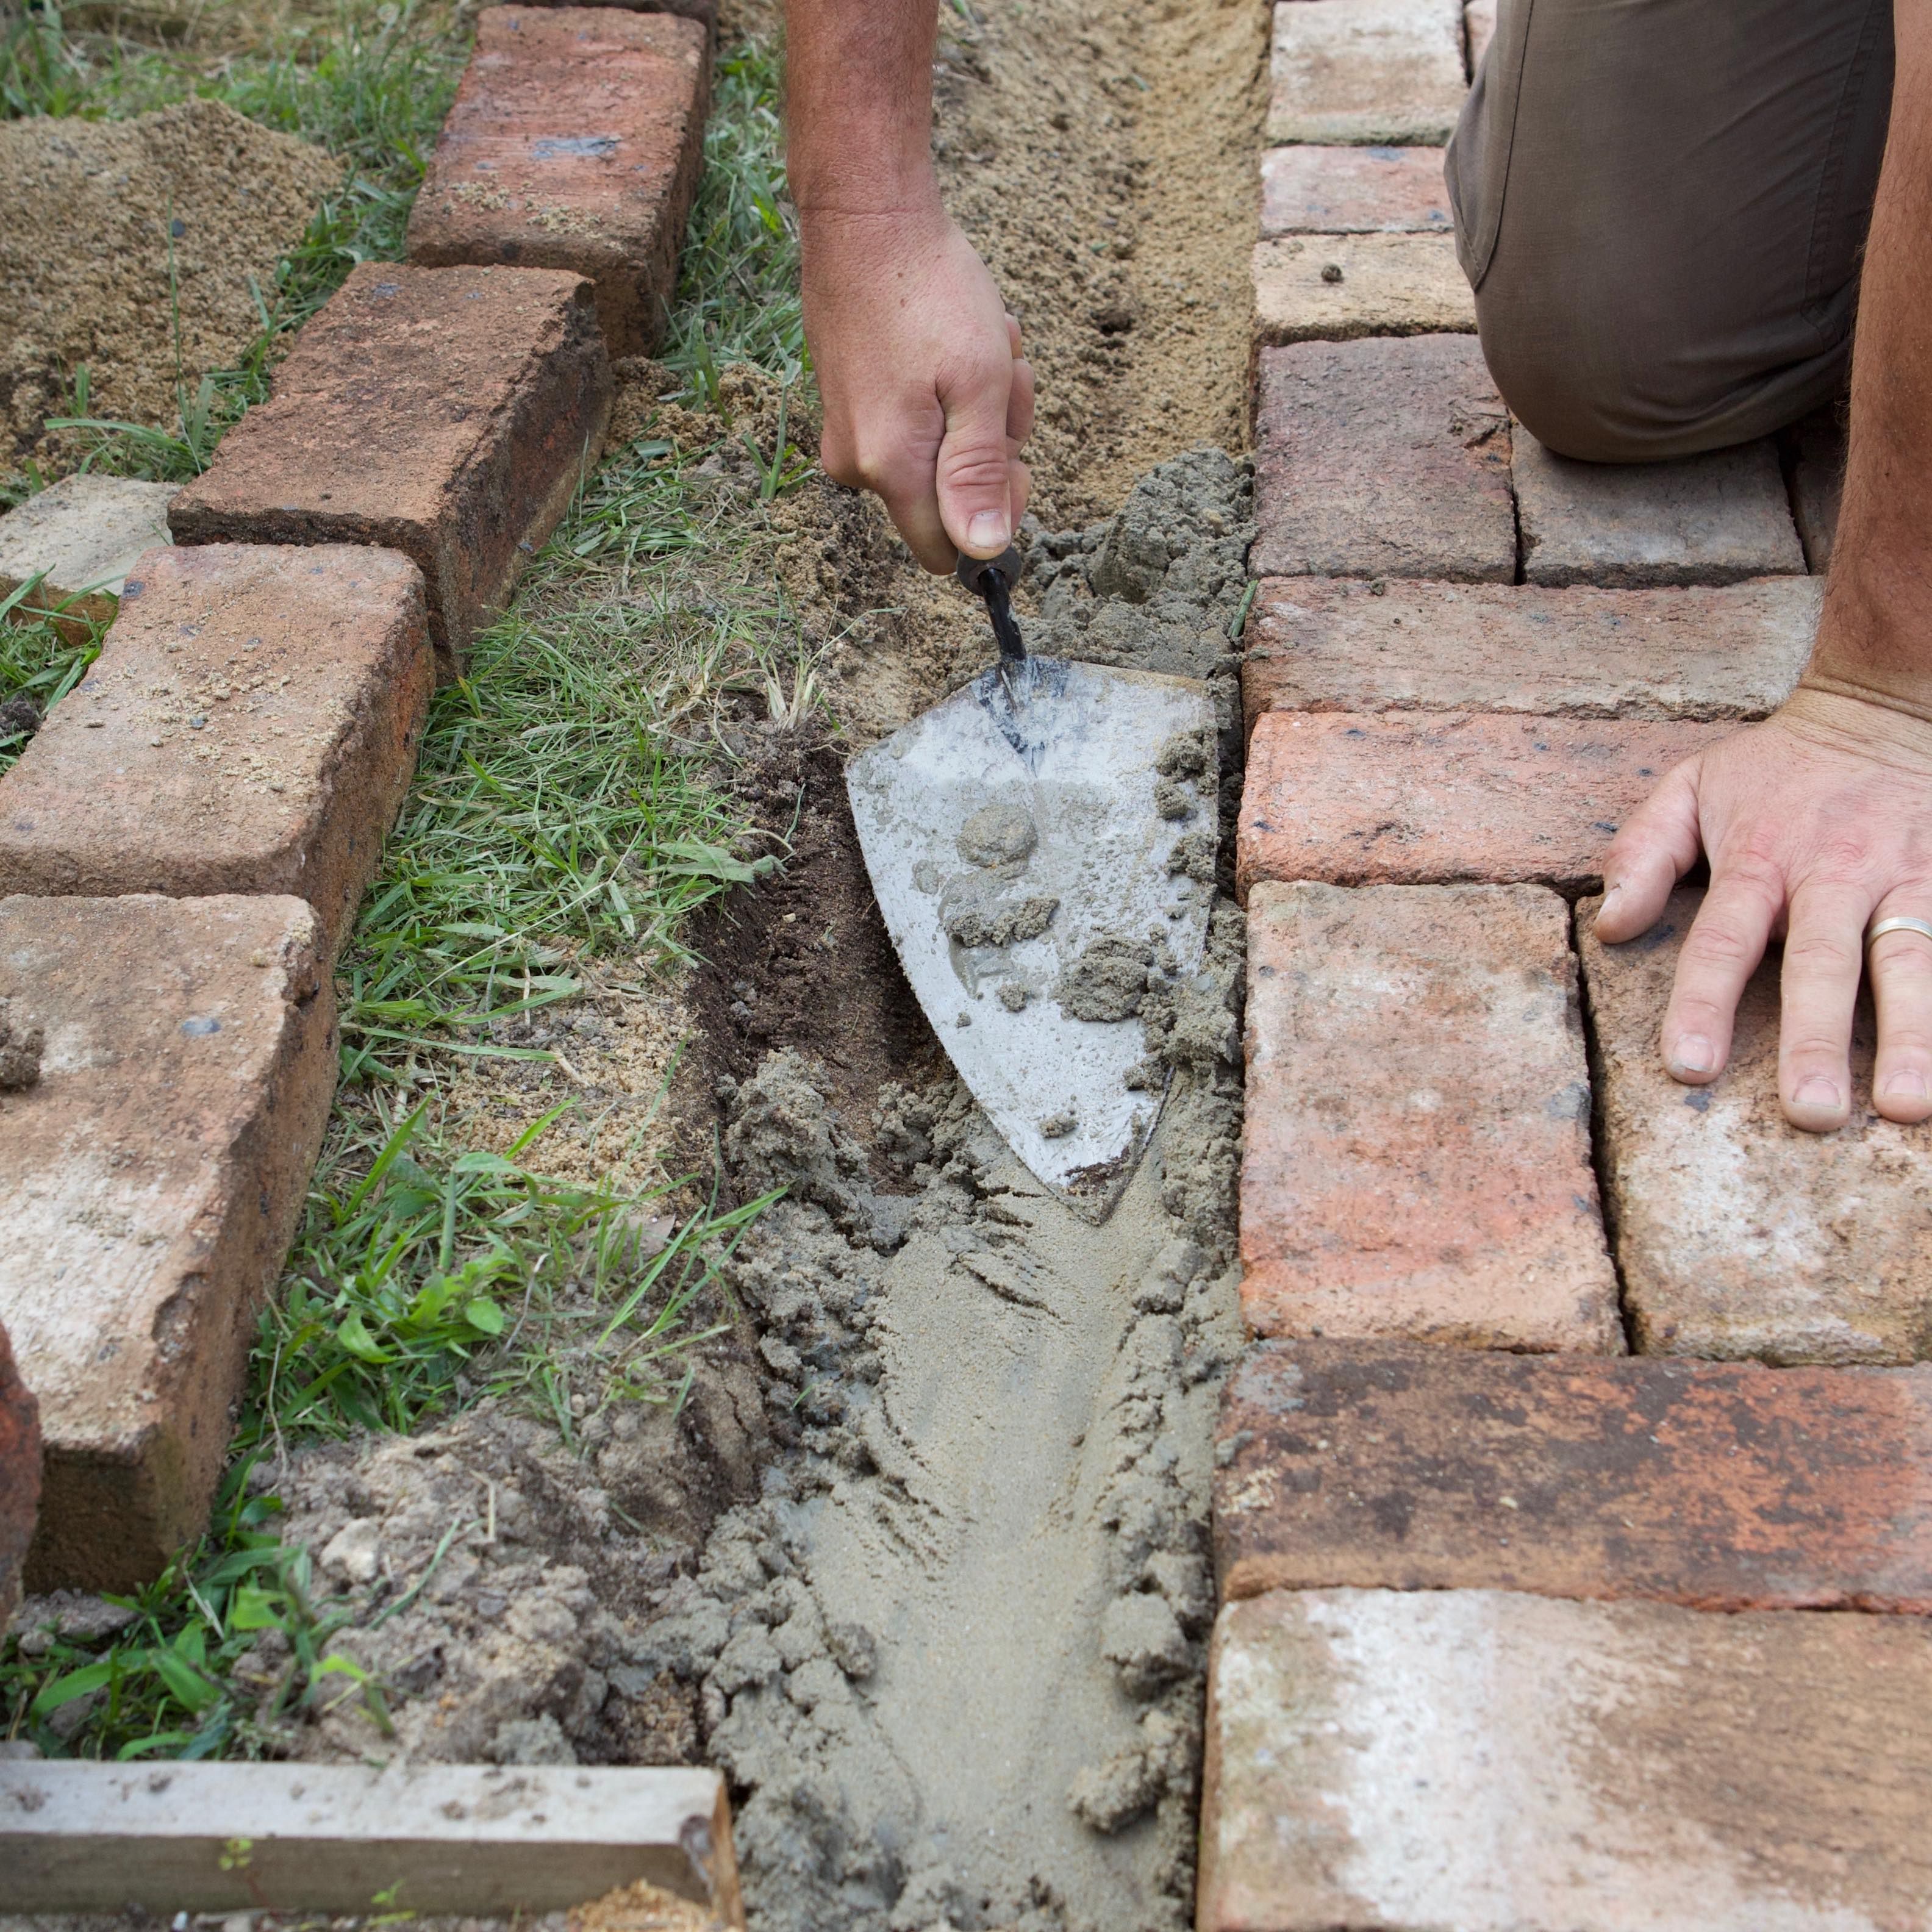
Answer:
[
  {"left": 1867, "top": 912, "right": 1932, "bottom": 1124},
  {"left": 935, "top": 356, "right": 1020, "bottom": 559},
  {"left": 1775, "top": 884, "right": 1873, "bottom": 1131},
  {"left": 1594, "top": 757, "right": 1705, "bottom": 943},
  {"left": 1659, "top": 864, "right": 1782, "bottom": 1088}
]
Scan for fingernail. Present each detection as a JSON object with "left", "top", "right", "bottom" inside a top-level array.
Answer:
[
  {"left": 1883, "top": 1070, "right": 1929, "bottom": 1105},
  {"left": 967, "top": 510, "right": 1010, "bottom": 553},
  {"left": 1792, "top": 1075, "right": 1842, "bottom": 1110},
  {"left": 1670, "top": 1034, "right": 1715, "bottom": 1075}
]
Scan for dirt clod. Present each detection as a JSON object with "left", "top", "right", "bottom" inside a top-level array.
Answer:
[{"left": 0, "top": 997, "right": 43, "bottom": 1090}]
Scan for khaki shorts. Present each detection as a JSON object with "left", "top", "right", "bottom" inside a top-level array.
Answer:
[{"left": 1447, "top": 0, "right": 1894, "bottom": 460}]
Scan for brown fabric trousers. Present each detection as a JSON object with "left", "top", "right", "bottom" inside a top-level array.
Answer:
[{"left": 1446, "top": 0, "right": 1895, "bottom": 460}]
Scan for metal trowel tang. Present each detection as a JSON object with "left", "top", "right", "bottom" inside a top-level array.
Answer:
[{"left": 846, "top": 565, "right": 1215, "bottom": 1220}]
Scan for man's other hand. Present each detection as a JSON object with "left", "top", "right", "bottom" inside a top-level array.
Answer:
[
  {"left": 1595, "top": 689, "right": 1932, "bottom": 1131},
  {"left": 803, "top": 209, "right": 1033, "bottom": 573}
]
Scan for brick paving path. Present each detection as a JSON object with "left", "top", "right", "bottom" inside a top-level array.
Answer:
[
  {"left": 0, "top": 2, "right": 707, "bottom": 1589},
  {"left": 1206, "top": 3, "right": 1930, "bottom": 1924}
]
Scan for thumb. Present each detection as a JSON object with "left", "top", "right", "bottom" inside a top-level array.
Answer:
[{"left": 934, "top": 358, "right": 1017, "bottom": 560}]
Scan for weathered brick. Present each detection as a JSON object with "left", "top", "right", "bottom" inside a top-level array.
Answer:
[
  {"left": 1242, "top": 576, "right": 1818, "bottom": 731},
  {"left": 406, "top": 6, "right": 710, "bottom": 357},
  {"left": 0, "top": 894, "right": 337, "bottom": 1588},
  {"left": 1215, "top": 1339, "right": 1932, "bottom": 1611},
  {"left": 1240, "top": 881, "right": 1622, "bottom": 1351},
  {"left": 1259, "top": 144, "right": 1453, "bottom": 234},
  {"left": 1465, "top": 0, "right": 1495, "bottom": 66},
  {"left": 1268, "top": 0, "right": 1467, "bottom": 145},
  {"left": 1253, "top": 337, "right": 1513, "bottom": 581},
  {"left": 1237, "top": 710, "right": 1724, "bottom": 893},
  {"left": 1784, "top": 404, "right": 1844, "bottom": 573},
  {"left": 1252, "top": 234, "right": 1472, "bottom": 346},
  {"left": 1515, "top": 427, "right": 1805, "bottom": 587},
  {"left": 0, "top": 1319, "right": 40, "bottom": 1628},
  {"left": 515, "top": 0, "right": 715, "bottom": 37},
  {"left": 169, "top": 263, "right": 612, "bottom": 667},
  {"left": 0, "top": 475, "right": 175, "bottom": 642},
  {"left": 1201, "top": 1587, "right": 1932, "bottom": 1932},
  {"left": 0, "top": 545, "right": 431, "bottom": 954},
  {"left": 1581, "top": 885, "right": 1932, "bottom": 1364}
]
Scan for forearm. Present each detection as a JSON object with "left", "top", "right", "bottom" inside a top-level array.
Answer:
[
  {"left": 1803, "top": 0, "right": 1932, "bottom": 709},
  {"left": 783, "top": 0, "right": 940, "bottom": 219}
]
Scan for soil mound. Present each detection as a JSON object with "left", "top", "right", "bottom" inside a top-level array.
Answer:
[{"left": 0, "top": 99, "right": 343, "bottom": 472}]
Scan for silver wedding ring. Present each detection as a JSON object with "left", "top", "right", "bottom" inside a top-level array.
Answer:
[{"left": 1866, "top": 916, "right": 1932, "bottom": 950}]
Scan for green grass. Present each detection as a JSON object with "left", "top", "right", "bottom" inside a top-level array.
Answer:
[
  {"left": 1, "top": 10, "right": 816, "bottom": 1764},
  {"left": 0, "top": 583, "right": 105, "bottom": 773}
]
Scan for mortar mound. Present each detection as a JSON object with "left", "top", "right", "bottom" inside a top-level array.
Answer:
[{"left": 0, "top": 99, "right": 343, "bottom": 472}]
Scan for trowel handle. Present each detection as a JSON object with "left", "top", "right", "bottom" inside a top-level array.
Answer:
[{"left": 956, "top": 545, "right": 1028, "bottom": 665}]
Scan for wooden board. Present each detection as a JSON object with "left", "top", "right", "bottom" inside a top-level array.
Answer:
[{"left": 0, "top": 1761, "right": 743, "bottom": 1925}]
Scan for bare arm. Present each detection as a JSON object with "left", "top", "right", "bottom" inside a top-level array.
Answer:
[
  {"left": 784, "top": 0, "right": 1032, "bottom": 569},
  {"left": 1597, "top": 0, "right": 1932, "bottom": 1129}
]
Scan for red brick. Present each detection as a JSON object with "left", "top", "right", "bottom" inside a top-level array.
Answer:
[
  {"left": 1465, "top": 0, "right": 1495, "bottom": 66},
  {"left": 1253, "top": 337, "right": 1514, "bottom": 582},
  {"left": 1242, "top": 576, "right": 1817, "bottom": 732},
  {"left": 1201, "top": 1588, "right": 1932, "bottom": 1932},
  {"left": 0, "top": 895, "right": 337, "bottom": 1589},
  {"left": 516, "top": 0, "right": 715, "bottom": 37},
  {"left": 0, "top": 1319, "right": 40, "bottom": 1628},
  {"left": 1581, "top": 885, "right": 1932, "bottom": 1365},
  {"left": 0, "top": 545, "right": 431, "bottom": 954},
  {"left": 1259, "top": 145, "right": 1453, "bottom": 234},
  {"left": 169, "top": 263, "right": 611, "bottom": 667},
  {"left": 406, "top": 6, "right": 710, "bottom": 357},
  {"left": 1240, "top": 881, "right": 1622, "bottom": 1351},
  {"left": 0, "top": 475, "right": 176, "bottom": 644},
  {"left": 1236, "top": 709, "right": 1724, "bottom": 895},
  {"left": 1268, "top": 0, "right": 1467, "bottom": 145},
  {"left": 1215, "top": 1339, "right": 1932, "bottom": 1610}
]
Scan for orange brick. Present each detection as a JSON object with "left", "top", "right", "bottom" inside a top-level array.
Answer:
[
  {"left": 170, "top": 263, "right": 611, "bottom": 667},
  {"left": 1241, "top": 576, "right": 1817, "bottom": 734},
  {"left": 0, "top": 895, "right": 337, "bottom": 1588},
  {"left": 1236, "top": 709, "right": 1725, "bottom": 895},
  {"left": 406, "top": 6, "right": 710, "bottom": 356},
  {"left": 1259, "top": 144, "right": 1453, "bottom": 234},
  {"left": 1215, "top": 1339, "right": 1932, "bottom": 1611},
  {"left": 1201, "top": 1589, "right": 1932, "bottom": 1932},
  {"left": 1581, "top": 885, "right": 1932, "bottom": 1364},
  {"left": 1240, "top": 881, "right": 1622, "bottom": 1351},
  {"left": 1253, "top": 337, "right": 1514, "bottom": 582},
  {"left": 0, "top": 1319, "right": 40, "bottom": 1626},
  {"left": 0, "top": 544, "right": 431, "bottom": 954}
]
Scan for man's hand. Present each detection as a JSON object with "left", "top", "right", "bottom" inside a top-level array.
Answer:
[
  {"left": 1596, "top": 690, "right": 1932, "bottom": 1131},
  {"left": 804, "top": 209, "right": 1033, "bottom": 572}
]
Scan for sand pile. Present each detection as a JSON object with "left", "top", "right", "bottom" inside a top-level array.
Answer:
[{"left": 0, "top": 98, "right": 343, "bottom": 473}]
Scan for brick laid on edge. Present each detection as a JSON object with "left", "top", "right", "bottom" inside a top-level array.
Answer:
[
  {"left": 1215, "top": 1339, "right": 1932, "bottom": 1611},
  {"left": 0, "top": 545, "right": 432, "bottom": 955},
  {"left": 1200, "top": 1588, "right": 1932, "bottom": 1932},
  {"left": 1582, "top": 884, "right": 1932, "bottom": 1364},
  {"left": 0, "top": 1319, "right": 40, "bottom": 1628},
  {"left": 169, "top": 263, "right": 612, "bottom": 668},
  {"left": 0, "top": 895, "right": 337, "bottom": 1589},
  {"left": 406, "top": 5, "right": 710, "bottom": 357},
  {"left": 1240, "top": 881, "right": 1622, "bottom": 1351},
  {"left": 0, "top": 474, "right": 176, "bottom": 641},
  {"left": 515, "top": 0, "right": 717, "bottom": 38},
  {"left": 1515, "top": 428, "right": 1805, "bottom": 586},
  {"left": 1236, "top": 710, "right": 1725, "bottom": 893},
  {"left": 1253, "top": 337, "right": 1513, "bottom": 581},
  {"left": 1268, "top": 0, "right": 1468, "bottom": 145},
  {"left": 1259, "top": 145, "right": 1454, "bottom": 234},
  {"left": 1241, "top": 576, "right": 1819, "bottom": 731},
  {"left": 1252, "top": 233, "right": 1473, "bottom": 345}
]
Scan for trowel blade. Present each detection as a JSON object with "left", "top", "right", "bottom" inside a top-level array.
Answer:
[{"left": 846, "top": 656, "right": 1216, "bottom": 1220}]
